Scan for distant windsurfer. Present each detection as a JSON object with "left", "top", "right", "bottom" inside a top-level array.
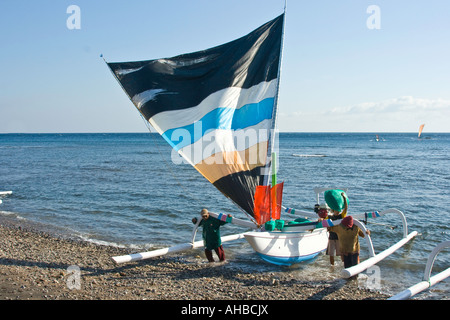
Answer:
[{"left": 192, "top": 209, "right": 232, "bottom": 262}]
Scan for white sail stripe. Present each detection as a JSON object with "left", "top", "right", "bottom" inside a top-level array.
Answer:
[
  {"left": 149, "top": 79, "right": 278, "bottom": 133},
  {"left": 174, "top": 119, "right": 272, "bottom": 166},
  {"left": 132, "top": 89, "right": 166, "bottom": 109},
  {"left": 115, "top": 66, "right": 145, "bottom": 77}
]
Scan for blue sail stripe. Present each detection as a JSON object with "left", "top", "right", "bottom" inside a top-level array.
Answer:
[{"left": 162, "top": 97, "right": 275, "bottom": 151}]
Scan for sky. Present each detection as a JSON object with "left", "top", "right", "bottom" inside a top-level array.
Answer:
[{"left": 0, "top": 0, "right": 449, "bottom": 133}]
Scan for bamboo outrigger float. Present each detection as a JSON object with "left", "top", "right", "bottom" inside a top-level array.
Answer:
[{"left": 388, "top": 241, "right": 450, "bottom": 300}]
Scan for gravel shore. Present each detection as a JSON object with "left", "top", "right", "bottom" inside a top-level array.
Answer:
[{"left": 0, "top": 218, "right": 389, "bottom": 301}]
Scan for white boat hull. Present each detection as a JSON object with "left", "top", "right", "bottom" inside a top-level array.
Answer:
[{"left": 244, "top": 228, "right": 329, "bottom": 266}]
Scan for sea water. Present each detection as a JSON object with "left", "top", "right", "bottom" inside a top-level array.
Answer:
[{"left": 0, "top": 132, "right": 449, "bottom": 299}]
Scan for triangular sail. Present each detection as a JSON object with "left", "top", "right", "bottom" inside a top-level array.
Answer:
[
  {"left": 105, "top": 14, "right": 284, "bottom": 219},
  {"left": 418, "top": 124, "right": 425, "bottom": 138}
]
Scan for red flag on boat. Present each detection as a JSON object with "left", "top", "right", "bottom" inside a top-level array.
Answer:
[{"left": 253, "top": 182, "right": 284, "bottom": 225}]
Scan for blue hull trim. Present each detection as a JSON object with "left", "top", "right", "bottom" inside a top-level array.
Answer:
[{"left": 256, "top": 251, "right": 323, "bottom": 266}]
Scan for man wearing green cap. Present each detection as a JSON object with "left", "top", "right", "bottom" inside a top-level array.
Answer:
[
  {"left": 325, "top": 191, "right": 348, "bottom": 265},
  {"left": 325, "top": 190, "right": 348, "bottom": 218}
]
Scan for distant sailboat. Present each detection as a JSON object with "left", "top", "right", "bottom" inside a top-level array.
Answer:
[{"left": 418, "top": 124, "right": 425, "bottom": 138}]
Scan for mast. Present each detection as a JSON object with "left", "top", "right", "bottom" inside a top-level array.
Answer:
[
  {"left": 264, "top": 0, "right": 287, "bottom": 186},
  {"left": 271, "top": 151, "right": 277, "bottom": 219}
]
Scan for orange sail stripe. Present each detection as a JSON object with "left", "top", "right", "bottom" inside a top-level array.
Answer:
[
  {"left": 193, "top": 141, "right": 268, "bottom": 184},
  {"left": 253, "top": 182, "right": 284, "bottom": 225}
]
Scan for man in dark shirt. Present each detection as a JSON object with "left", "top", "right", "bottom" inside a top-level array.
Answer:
[{"left": 192, "top": 209, "right": 231, "bottom": 262}]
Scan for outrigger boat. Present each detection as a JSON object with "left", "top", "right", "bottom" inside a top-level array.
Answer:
[{"left": 104, "top": 9, "right": 417, "bottom": 275}]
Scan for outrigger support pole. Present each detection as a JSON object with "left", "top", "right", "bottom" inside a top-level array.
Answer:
[{"left": 388, "top": 241, "right": 450, "bottom": 300}]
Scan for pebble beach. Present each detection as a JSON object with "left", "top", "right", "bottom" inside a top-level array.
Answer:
[{"left": 0, "top": 217, "right": 390, "bottom": 302}]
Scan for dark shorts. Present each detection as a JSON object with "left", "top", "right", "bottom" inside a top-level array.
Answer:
[{"left": 343, "top": 253, "right": 359, "bottom": 268}]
